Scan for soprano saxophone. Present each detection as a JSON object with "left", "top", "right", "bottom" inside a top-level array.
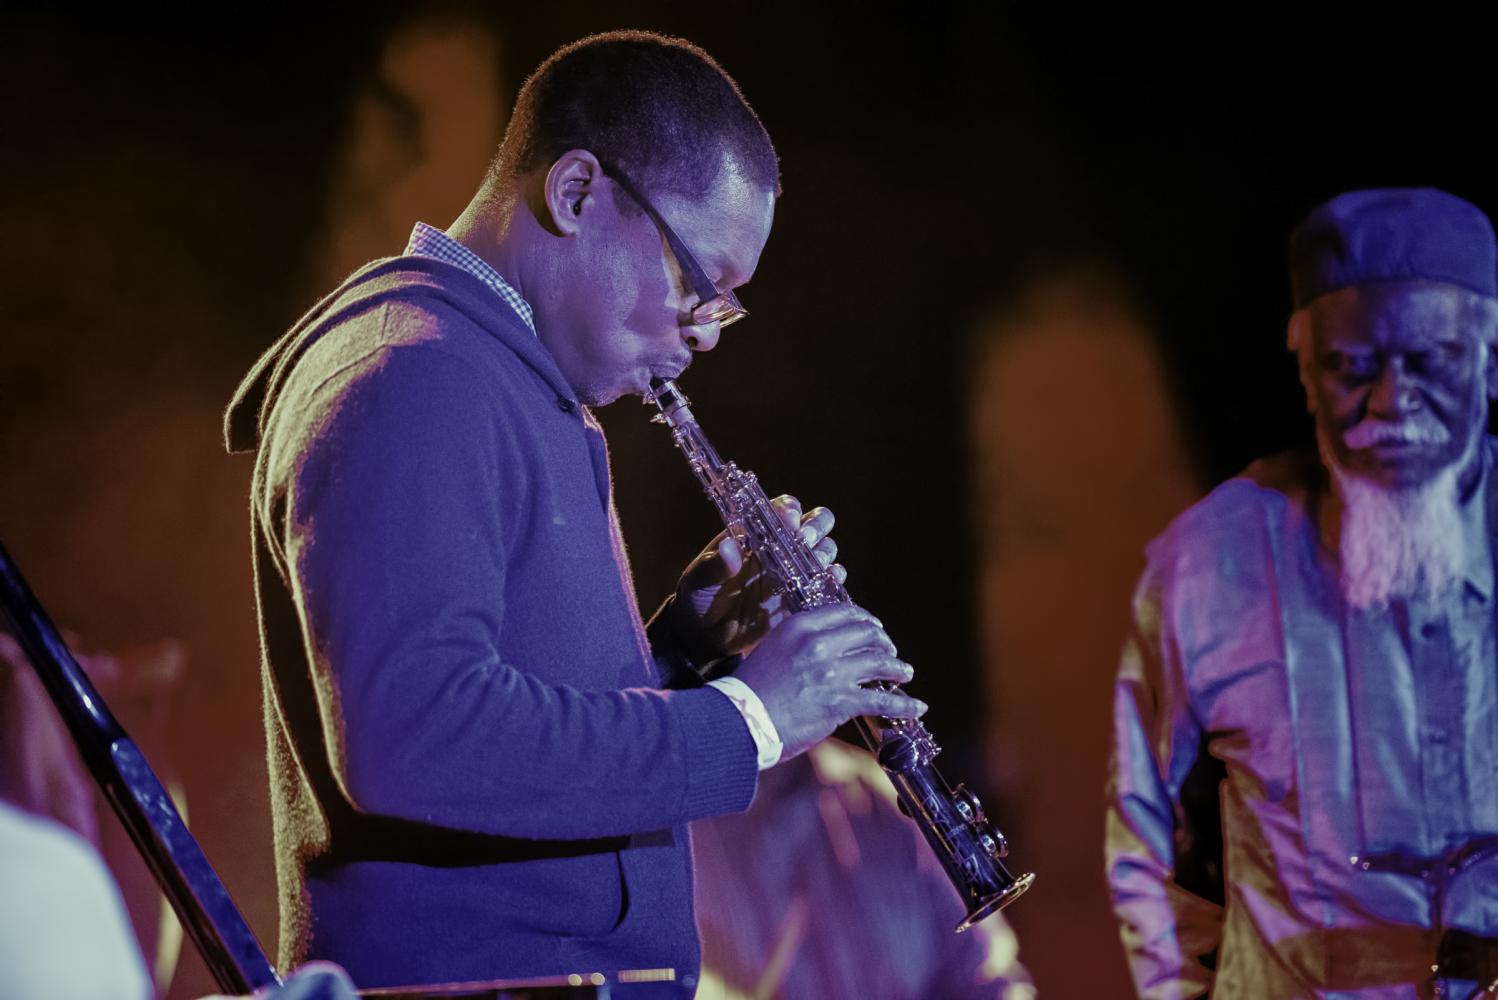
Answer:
[{"left": 647, "top": 378, "right": 1034, "bottom": 932}]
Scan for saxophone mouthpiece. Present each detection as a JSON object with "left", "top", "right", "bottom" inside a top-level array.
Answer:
[
  {"left": 646, "top": 378, "right": 694, "bottom": 428},
  {"left": 647, "top": 377, "right": 675, "bottom": 403},
  {"left": 644, "top": 378, "right": 671, "bottom": 418}
]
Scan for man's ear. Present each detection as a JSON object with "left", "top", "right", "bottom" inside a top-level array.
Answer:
[
  {"left": 542, "top": 149, "right": 606, "bottom": 236},
  {"left": 1287, "top": 309, "right": 1318, "bottom": 414},
  {"left": 1464, "top": 295, "right": 1498, "bottom": 400}
]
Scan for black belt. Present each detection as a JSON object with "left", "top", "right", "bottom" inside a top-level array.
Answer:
[{"left": 1436, "top": 928, "right": 1498, "bottom": 986}]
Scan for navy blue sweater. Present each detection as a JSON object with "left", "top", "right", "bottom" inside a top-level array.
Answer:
[{"left": 225, "top": 257, "right": 758, "bottom": 987}]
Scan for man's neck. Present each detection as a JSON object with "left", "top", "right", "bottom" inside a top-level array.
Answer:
[{"left": 448, "top": 187, "right": 533, "bottom": 311}]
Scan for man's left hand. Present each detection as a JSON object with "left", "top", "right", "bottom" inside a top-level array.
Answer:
[{"left": 668, "top": 495, "right": 845, "bottom": 663}]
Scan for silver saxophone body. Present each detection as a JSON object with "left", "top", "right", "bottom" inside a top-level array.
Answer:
[{"left": 647, "top": 378, "right": 1034, "bottom": 932}]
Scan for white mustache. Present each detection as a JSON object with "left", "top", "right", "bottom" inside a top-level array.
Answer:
[{"left": 1344, "top": 418, "right": 1450, "bottom": 450}]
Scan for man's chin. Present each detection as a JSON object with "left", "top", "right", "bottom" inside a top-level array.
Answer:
[
  {"left": 571, "top": 372, "right": 645, "bottom": 408},
  {"left": 1355, "top": 462, "right": 1443, "bottom": 491},
  {"left": 1335, "top": 445, "right": 1458, "bottom": 490},
  {"left": 1320, "top": 429, "right": 1474, "bottom": 609},
  {"left": 577, "top": 364, "right": 687, "bottom": 408}
]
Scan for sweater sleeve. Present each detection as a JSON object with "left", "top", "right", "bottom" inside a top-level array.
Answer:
[{"left": 271, "top": 333, "right": 758, "bottom": 842}]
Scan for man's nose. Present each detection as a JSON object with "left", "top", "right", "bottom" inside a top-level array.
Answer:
[
  {"left": 1367, "top": 358, "right": 1418, "bottom": 417},
  {"left": 683, "top": 321, "right": 721, "bottom": 352}
]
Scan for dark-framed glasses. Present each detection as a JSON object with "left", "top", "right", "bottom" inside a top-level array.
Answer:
[{"left": 599, "top": 161, "right": 748, "bottom": 329}]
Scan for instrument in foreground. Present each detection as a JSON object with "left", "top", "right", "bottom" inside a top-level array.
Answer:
[{"left": 646, "top": 378, "right": 1034, "bottom": 932}]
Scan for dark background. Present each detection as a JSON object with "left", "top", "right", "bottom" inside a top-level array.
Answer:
[{"left": 3, "top": 5, "right": 1494, "bottom": 997}]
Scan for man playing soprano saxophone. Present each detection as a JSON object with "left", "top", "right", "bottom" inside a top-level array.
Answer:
[{"left": 223, "top": 31, "right": 924, "bottom": 990}]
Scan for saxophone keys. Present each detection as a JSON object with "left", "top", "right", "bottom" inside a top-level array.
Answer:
[
  {"left": 953, "top": 784, "right": 985, "bottom": 825},
  {"left": 977, "top": 829, "right": 1009, "bottom": 859}
]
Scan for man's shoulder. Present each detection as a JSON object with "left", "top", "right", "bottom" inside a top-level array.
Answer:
[
  {"left": 328, "top": 253, "right": 494, "bottom": 304},
  {"left": 1146, "top": 446, "right": 1322, "bottom": 575},
  {"left": 313, "top": 256, "right": 530, "bottom": 351},
  {"left": 1180, "top": 446, "right": 1318, "bottom": 524},
  {"left": 284, "top": 258, "right": 547, "bottom": 398},
  {"left": 238, "top": 258, "right": 553, "bottom": 468}
]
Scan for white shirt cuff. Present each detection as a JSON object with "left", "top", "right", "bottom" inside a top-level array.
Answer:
[{"left": 706, "top": 676, "right": 783, "bottom": 770}]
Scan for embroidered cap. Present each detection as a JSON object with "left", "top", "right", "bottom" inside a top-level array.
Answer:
[{"left": 1289, "top": 187, "right": 1498, "bottom": 309}]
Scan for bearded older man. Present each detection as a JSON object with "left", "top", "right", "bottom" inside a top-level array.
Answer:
[{"left": 1106, "top": 188, "right": 1498, "bottom": 999}]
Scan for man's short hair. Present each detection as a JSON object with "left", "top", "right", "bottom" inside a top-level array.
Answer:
[{"left": 489, "top": 31, "right": 780, "bottom": 202}]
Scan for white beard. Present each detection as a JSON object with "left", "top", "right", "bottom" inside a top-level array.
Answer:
[{"left": 1321, "top": 427, "right": 1475, "bottom": 610}]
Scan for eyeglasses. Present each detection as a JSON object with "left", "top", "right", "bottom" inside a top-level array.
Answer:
[{"left": 599, "top": 162, "right": 748, "bottom": 329}]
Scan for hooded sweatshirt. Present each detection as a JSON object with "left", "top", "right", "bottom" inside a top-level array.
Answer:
[{"left": 224, "top": 255, "right": 757, "bottom": 988}]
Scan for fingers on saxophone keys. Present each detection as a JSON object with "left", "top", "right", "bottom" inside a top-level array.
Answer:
[
  {"left": 771, "top": 494, "right": 803, "bottom": 531},
  {"left": 716, "top": 534, "right": 745, "bottom": 574},
  {"left": 798, "top": 505, "right": 835, "bottom": 545},
  {"left": 858, "top": 686, "right": 928, "bottom": 720},
  {"left": 797, "top": 603, "right": 876, "bottom": 631},
  {"left": 863, "top": 657, "right": 915, "bottom": 685},
  {"left": 827, "top": 615, "right": 895, "bottom": 656},
  {"left": 812, "top": 536, "right": 838, "bottom": 567}
]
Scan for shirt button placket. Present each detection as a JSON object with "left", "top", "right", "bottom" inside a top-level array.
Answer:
[{"left": 1414, "top": 614, "right": 1467, "bottom": 854}]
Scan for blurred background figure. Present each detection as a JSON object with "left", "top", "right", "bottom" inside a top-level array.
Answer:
[
  {"left": 693, "top": 740, "right": 1031, "bottom": 1000},
  {"left": 0, "top": 627, "right": 363, "bottom": 1000},
  {"left": 0, "top": 797, "right": 153, "bottom": 999},
  {"left": 1, "top": 632, "right": 187, "bottom": 994},
  {"left": 1, "top": 795, "right": 359, "bottom": 1000},
  {"left": 311, "top": 11, "right": 506, "bottom": 293},
  {"left": 969, "top": 271, "right": 1200, "bottom": 997},
  {"left": 0, "top": 627, "right": 361, "bottom": 1000}
]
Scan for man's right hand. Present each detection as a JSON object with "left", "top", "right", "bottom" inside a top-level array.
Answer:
[{"left": 734, "top": 604, "right": 926, "bottom": 761}]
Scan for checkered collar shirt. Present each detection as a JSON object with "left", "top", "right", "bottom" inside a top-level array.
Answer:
[{"left": 404, "top": 222, "right": 537, "bottom": 337}]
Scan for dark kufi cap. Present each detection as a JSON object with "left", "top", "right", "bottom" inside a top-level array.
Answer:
[{"left": 1289, "top": 187, "right": 1497, "bottom": 309}]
